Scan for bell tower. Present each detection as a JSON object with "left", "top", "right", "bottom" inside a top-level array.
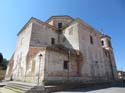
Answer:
[
  {"left": 101, "top": 35, "right": 117, "bottom": 80},
  {"left": 101, "top": 35, "right": 112, "bottom": 50}
]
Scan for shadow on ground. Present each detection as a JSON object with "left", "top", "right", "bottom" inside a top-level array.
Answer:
[{"left": 53, "top": 83, "right": 125, "bottom": 93}]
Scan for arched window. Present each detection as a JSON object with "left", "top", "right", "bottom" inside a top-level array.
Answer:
[
  {"left": 90, "top": 35, "right": 93, "bottom": 44},
  {"left": 101, "top": 40, "right": 104, "bottom": 46}
]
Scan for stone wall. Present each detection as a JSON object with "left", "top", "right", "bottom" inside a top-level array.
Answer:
[
  {"left": 30, "top": 22, "right": 58, "bottom": 47},
  {"left": 44, "top": 50, "right": 80, "bottom": 85},
  {"left": 78, "top": 23, "right": 114, "bottom": 82},
  {"left": 0, "top": 69, "right": 6, "bottom": 80}
]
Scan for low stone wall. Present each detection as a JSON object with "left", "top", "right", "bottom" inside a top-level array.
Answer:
[{"left": 0, "top": 70, "right": 6, "bottom": 80}]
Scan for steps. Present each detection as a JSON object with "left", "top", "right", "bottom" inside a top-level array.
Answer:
[{"left": 4, "top": 81, "right": 36, "bottom": 93}]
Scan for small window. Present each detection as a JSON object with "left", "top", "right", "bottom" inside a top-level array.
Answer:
[
  {"left": 58, "top": 23, "right": 62, "bottom": 29},
  {"left": 63, "top": 60, "right": 68, "bottom": 69},
  {"left": 101, "top": 40, "right": 104, "bottom": 46},
  {"left": 90, "top": 36, "right": 93, "bottom": 44},
  {"left": 51, "top": 38, "right": 55, "bottom": 45}
]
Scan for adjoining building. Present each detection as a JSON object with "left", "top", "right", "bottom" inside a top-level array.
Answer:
[
  {"left": 5, "top": 16, "right": 117, "bottom": 85},
  {"left": 117, "top": 71, "right": 125, "bottom": 80}
]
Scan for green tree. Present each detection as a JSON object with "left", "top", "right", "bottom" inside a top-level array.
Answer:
[
  {"left": 0, "top": 52, "right": 8, "bottom": 70},
  {"left": 0, "top": 53, "right": 3, "bottom": 66},
  {"left": 2, "top": 58, "right": 8, "bottom": 70}
]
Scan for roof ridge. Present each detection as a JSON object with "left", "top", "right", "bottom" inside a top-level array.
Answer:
[
  {"left": 17, "top": 17, "right": 58, "bottom": 36},
  {"left": 46, "top": 15, "right": 74, "bottom": 22}
]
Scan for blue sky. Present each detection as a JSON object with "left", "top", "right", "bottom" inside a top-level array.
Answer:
[{"left": 0, "top": 0, "right": 125, "bottom": 71}]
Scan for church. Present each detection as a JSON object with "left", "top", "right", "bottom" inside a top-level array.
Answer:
[{"left": 5, "top": 16, "right": 117, "bottom": 85}]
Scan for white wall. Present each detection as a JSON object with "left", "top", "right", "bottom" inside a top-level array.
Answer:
[
  {"left": 12, "top": 23, "right": 32, "bottom": 81},
  {"left": 62, "top": 22, "right": 79, "bottom": 50}
]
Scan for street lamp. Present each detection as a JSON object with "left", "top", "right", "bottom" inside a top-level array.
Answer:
[{"left": 38, "top": 54, "right": 42, "bottom": 86}]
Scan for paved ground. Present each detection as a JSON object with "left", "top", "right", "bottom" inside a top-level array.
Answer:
[
  {"left": 53, "top": 87, "right": 125, "bottom": 93},
  {"left": 0, "top": 82, "right": 125, "bottom": 93},
  {"left": 0, "top": 88, "right": 17, "bottom": 93},
  {"left": 0, "top": 87, "right": 125, "bottom": 93}
]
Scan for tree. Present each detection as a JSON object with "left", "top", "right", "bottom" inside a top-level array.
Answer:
[
  {"left": 2, "top": 58, "right": 8, "bottom": 70},
  {"left": 0, "top": 53, "right": 3, "bottom": 66},
  {"left": 0, "top": 53, "right": 8, "bottom": 70}
]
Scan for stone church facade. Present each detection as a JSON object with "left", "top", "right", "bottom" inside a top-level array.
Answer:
[{"left": 5, "top": 16, "right": 117, "bottom": 85}]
